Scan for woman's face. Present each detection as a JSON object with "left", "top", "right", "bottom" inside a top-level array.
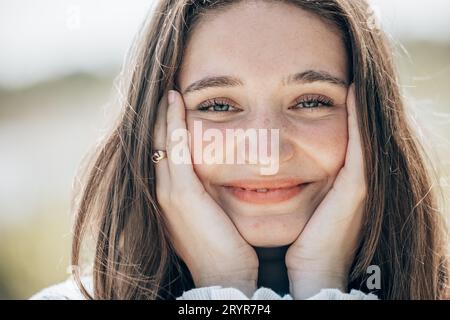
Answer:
[{"left": 177, "top": 1, "right": 350, "bottom": 247}]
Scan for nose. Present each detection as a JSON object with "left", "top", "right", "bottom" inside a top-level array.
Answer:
[{"left": 236, "top": 108, "right": 295, "bottom": 166}]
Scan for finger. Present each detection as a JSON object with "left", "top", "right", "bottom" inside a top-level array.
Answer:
[
  {"left": 153, "top": 91, "right": 168, "bottom": 150},
  {"left": 166, "top": 90, "right": 202, "bottom": 191},
  {"left": 343, "top": 83, "right": 366, "bottom": 186},
  {"left": 153, "top": 91, "right": 170, "bottom": 192}
]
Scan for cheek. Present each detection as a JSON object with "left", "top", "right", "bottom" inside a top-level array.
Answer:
[
  {"left": 293, "top": 115, "right": 348, "bottom": 176},
  {"left": 185, "top": 116, "right": 222, "bottom": 185},
  {"left": 185, "top": 115, "right": 259, "bottom": 186}
]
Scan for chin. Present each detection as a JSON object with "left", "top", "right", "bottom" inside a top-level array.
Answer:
[
  {"left": 245, "top": 235, "right": 297, "bottom": 247},
  {"left": 233, "top": 215, "right": 306, "bottom": 247}
]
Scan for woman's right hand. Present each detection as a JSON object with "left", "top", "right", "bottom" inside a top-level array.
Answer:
[{"left": 153, "top": 89, "right": 259, "bottom": 297}]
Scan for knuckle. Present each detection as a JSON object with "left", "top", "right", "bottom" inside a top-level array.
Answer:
[
  {"left": 355, "top": 183, "right": 368, "bottom": 203},
  {"left": 156, "top": 187, "right": 170, "bottom": 208},
  {"left": 168, "top": 189, "right": 185, "bottom": 208}
]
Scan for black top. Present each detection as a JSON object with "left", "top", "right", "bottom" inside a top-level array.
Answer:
[{"left": 254, "top": 245, "right": 290, "bottom": 296}]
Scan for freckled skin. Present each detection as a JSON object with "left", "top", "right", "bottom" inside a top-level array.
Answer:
[{"left": 177, "top": 1, "right": 349, "bottom": 247}]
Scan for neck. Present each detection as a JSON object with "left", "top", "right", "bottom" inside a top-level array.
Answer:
[{"left": 254, "top": 245, "right": 290, "bottom": 296}]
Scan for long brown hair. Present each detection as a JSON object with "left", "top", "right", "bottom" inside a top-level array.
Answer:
[{"left": 71, "top": 0, "right": 449, "bottom": 299}]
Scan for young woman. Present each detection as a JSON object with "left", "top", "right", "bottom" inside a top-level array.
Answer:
[{"left": 31, "top": 0, "right": 448, "bottom": 300}]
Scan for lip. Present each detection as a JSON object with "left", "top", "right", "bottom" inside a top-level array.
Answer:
[{"left": 222, "top": 178, "right": 309, "bottom": 204}]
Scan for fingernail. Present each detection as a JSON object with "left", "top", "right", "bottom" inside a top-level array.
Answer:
[{"left": 168, "top": 90, "right": 175, "bottom": 105}]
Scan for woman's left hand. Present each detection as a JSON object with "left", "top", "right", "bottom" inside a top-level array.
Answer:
[{"left": 285, "top": 83, "right": 368, "bottom": 299}]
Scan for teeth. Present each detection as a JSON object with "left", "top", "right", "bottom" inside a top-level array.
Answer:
[{"left": 233, "top": 187, "right": 271, "bottom": 192}]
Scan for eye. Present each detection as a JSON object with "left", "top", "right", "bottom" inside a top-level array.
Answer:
[
  {"left": 290, "top": 94, "right": 334, "bottom": 111},
  {"left": 196, "top": 98, "right": 241, "bottom": 113}
]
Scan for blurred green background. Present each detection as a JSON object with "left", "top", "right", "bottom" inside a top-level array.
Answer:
[{"left": 0, "top": 1, "right": 449, "bottom": 299}]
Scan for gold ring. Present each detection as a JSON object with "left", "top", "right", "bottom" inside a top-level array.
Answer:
[{"left": 151, "top": 150, "right": 167, "bottom": 163}]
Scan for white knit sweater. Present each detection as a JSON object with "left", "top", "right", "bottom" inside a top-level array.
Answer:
[{"left": 29, "top": 276, "right": 378, "bottom": 300}]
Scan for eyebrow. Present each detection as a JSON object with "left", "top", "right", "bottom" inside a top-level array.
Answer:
[{"left": 181, "top": 70, "right": 348, "bottom": 95}]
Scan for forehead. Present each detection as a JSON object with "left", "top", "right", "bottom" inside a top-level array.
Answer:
[{"left": 178, "top": 1, "right": 349, "bottom": 89}]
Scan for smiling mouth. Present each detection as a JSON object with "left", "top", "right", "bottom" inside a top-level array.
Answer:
[{"left": 222, "top": 181, "right": 310, "bottom": 204}]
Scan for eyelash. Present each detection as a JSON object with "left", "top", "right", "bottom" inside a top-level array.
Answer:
[
  {"left": 197, "top": 98, "right": 240, "bottom": 113},
  {"left": 196, "top": 95, "right": 334, "bottom": 113},
  {"left": 290, "top": 94, "right": 334, "bottom": 110}
]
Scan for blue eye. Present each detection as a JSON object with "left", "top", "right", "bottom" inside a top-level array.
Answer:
[
  {"left": 195, "top": 95, "right": 334, "bottom": 113},
  {"left": 197, "top": 98, "right": 241, "bottom": 112},
  {"left": 290, "top": 94, "right": 334, "bottom": 110}
]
